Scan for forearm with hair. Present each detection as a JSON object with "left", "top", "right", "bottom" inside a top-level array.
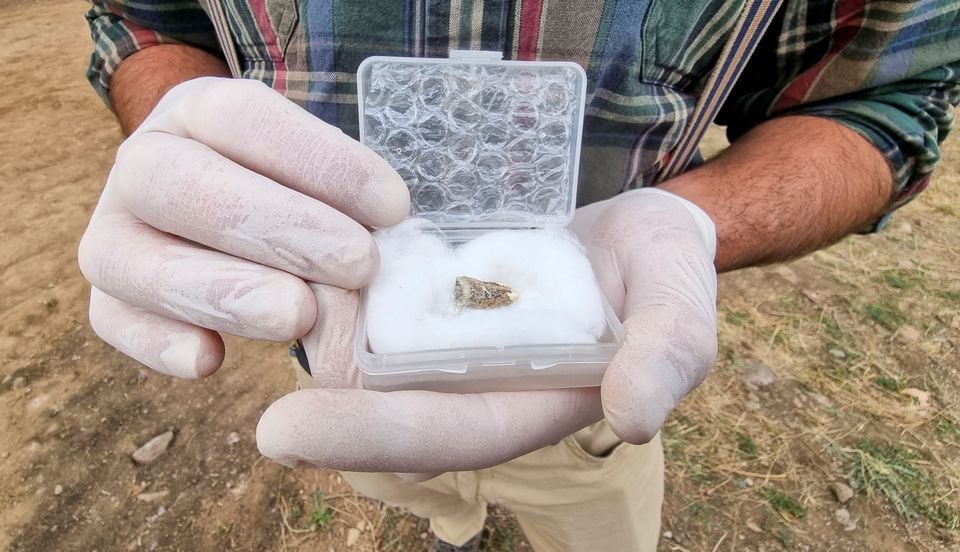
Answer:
[
  {"left": 110, "top": 44, "right": 230, "bottom": 135},
  {"left": 659, "top": 116, "right": 893, "bottom": 273}
]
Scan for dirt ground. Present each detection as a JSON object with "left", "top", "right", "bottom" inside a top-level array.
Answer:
[{"left": 1, "top": 1, "right": 958, "bottom": 551}]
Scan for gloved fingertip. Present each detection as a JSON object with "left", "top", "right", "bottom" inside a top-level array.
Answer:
[
  {"left": 241, "top": 276, "right": 318, "bottom": 340},
  {"left": 604, "top": 410, "right": 664, "bottom": 445},
  {"left": 325, "top": 232, "right": 381, "bottom": 290},
  {"left": 154, "top": 329, "right": 225, "bottom": 379},
  {"left": 600, "top": 361, "right": 674, "bottom": 445},
  {"left": 186, "top": 331, "right": 226, "bottom": 378},
  {"left": 256, "top": 394, "right": 313, "bottom": 465},
  {"left": 358, "top": 160, "right": 411, "bottom": 228}
]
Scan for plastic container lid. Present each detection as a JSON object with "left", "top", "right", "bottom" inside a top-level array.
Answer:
[{"left": 357, "top": 51, "right": 587, "bottom": 229}]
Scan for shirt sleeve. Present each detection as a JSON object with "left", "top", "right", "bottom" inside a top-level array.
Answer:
[
  {"left": 86, "top": 0, "right": 221, "bottom": 109},
  {"left": 717, "top": 1, "right": 960, "bottom": 231}
]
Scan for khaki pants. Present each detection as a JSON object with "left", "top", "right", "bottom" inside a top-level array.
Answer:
[{"left": 293, "top": 364, "right": 664, "bottom": 551}]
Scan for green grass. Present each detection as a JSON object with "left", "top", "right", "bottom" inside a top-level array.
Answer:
[
  {"left": 872, "top": 375, "right": 902, "bottom": 393},
  {"left": 291, "top": 501, "right": 302, "bottom": 519},
  {"left": 934, "top": 417, "right": 960, "bottom": 444},
  {"left": 737, "top": 433, "right": 758, "bottom": 458},
  {"left": 771, "top": 327, "right": 794, "bottom": 347},
  {"left": 881, "top": 269, "right": 925, "bottom": 290},
  {"left": 376, "top": 507, "right": 428, "bottom": 551},
  {"left": 661, "top": 424, "right": 689, "bottom": 461},
  {"left": 309, "top": 491, "right": 333, "bottom": 530},
  {"left": 482, "top": 507, "right": 522, "bottom": 552},
  {"left": 691, "top": 463, "right": 719, "bottom": 485},
  {"left": 686, "top": 501, "right": 721, "bottom": 523},
  {"left": 775, "top": 526, "right": 792, "bottom": 547},
  {"left": 864, "top": 303, "right": 907, "bottom": 331},
  {"left": 935, "top": 290, "right": 960, "bottom": 304},
  {"left": 760, "top": 488, "right": 807, "bottom": 520},
  {"left": 845, "top": 442, "right": 959, "bottom": 530},
  {"left": 822, "top": 314, "right": 844, "bottom": 341},
  {"left": 724, "top": 309, "right": 752, "bottom": 327},
  {"left": 823, "top": 363, "right": 854, "bottom": 382}
]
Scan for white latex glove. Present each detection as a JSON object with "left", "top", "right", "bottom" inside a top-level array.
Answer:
[
  {"left": 569, "top": 188, "right": 718, "bottom": 442},
  {"left": 78, "top": 77, "right": 410, "bottom": 377},
  {"left": 255, "top": 188, "right": 718, "bottom": 472}
]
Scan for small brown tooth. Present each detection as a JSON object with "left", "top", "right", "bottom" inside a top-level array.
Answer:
[{"left": 455, "top": 276, "right": 518, "bottom": 309}]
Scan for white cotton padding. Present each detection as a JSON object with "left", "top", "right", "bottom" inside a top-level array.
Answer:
[{"left": 365, "top": 219, "right": 607, "bottom": 354}]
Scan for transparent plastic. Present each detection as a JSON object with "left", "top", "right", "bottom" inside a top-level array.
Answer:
[
  {"left": 358, "top": 51, "right": 586, "bottom": 228},
  {"left": 355, "top": 52, "right": 624, "bottom": 393}
]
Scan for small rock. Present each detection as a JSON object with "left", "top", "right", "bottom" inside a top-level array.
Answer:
[
  {"left": 132, "top": 431, "right": 174, "bottom": 465},
  {"left": 27, "top": 395, "right": 49, "bottom": 413},
  {"left": 226, "top": 432, "right": 240, "bottom": 446},
  {"left": 831, "top": 482, "right": 854, "bottom": 504},
  {"left": 897, "top": 325, "right": 921, "bottom": 343},
  {"left": 898, "top": 222, "right": 913, "bottom": 235},
  {"left": 12, "top": 377, "right": 26, "bottom": 390},
  {"left": 833, "top": 507, "right": 856, "bottom": 531},
  {"left": 745, "top": 478, "right": 754, "bottom": 487},
  {"left": 1, "top": 374, "right": 11, "bottom": 385},
  {"left": 828, "top": 348, "right": 846, "bottom": 360},
  {"left": 662, "top": 531, "right": 673, "bottom": 540},
  {"left": 746, "top": 520, "right": 762, "bottom": 533},
  {"left": 136, "top": 490, "right": 169, "bottom": 503},
  {"left": 54, "top": 485, "right": 63, "bottom": 496},
  {"left": 774, "top": 265, "right": 799, "bottom": 285},
  {"left": 419, "top": 532, "right": 428, "bottom": 540},
  {"left": 742, "top": 362, "right": 776, "bottom": 390},
  {"left": 146, "top": 506, "right": 167, "bottom": 524},
  {"left": 800, "top": 288, "right": 821, "bottom": 303},
  {"left": 346, "top": 528, "right": 360, "bottom": 547},
  {"left": 809, "top": 392, "right": 833, "bottom": 408}
]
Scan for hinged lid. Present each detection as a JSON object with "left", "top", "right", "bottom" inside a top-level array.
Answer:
[{"left": 357, "top": 52, "right": 587, "bottom": 228}]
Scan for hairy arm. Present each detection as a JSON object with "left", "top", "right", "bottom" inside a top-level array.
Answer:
[
  {"left": 110, "top": 44, "right": 230, "bottom": 135},
  {"left": 660, "top": 116, "right": 892, "bottom": 273}
]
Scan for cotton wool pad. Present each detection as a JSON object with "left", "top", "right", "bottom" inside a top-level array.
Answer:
[{"left": 365, "top": 219, "right": 608, "bottom": 354}]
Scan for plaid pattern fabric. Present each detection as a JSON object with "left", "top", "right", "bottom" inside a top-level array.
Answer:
[{"left": 86, "top": 0, "right": 960, "bottom": 227}]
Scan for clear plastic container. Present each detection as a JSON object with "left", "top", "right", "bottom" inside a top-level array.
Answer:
[{"left": 354, "top": 50, "right": 624, "bottom": 393}]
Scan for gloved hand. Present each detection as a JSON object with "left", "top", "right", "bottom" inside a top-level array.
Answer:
[
  {"left": 78, "top": 76, "right": 410, "bottom": 378},
  {"left": 255, "top": 187, "right": 718, "bottom": 472},
  {"left": 568, "top": 188, "right": 718, "bottom": 443}
]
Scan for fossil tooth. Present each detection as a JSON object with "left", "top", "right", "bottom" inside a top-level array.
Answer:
[{"left": 455, "top": 276, "right": 518, "bottom": 309}]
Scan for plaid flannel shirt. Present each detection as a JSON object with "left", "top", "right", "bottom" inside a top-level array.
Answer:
[{"left": 86, "top": 0, "right": 960, "bottom": 228}]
